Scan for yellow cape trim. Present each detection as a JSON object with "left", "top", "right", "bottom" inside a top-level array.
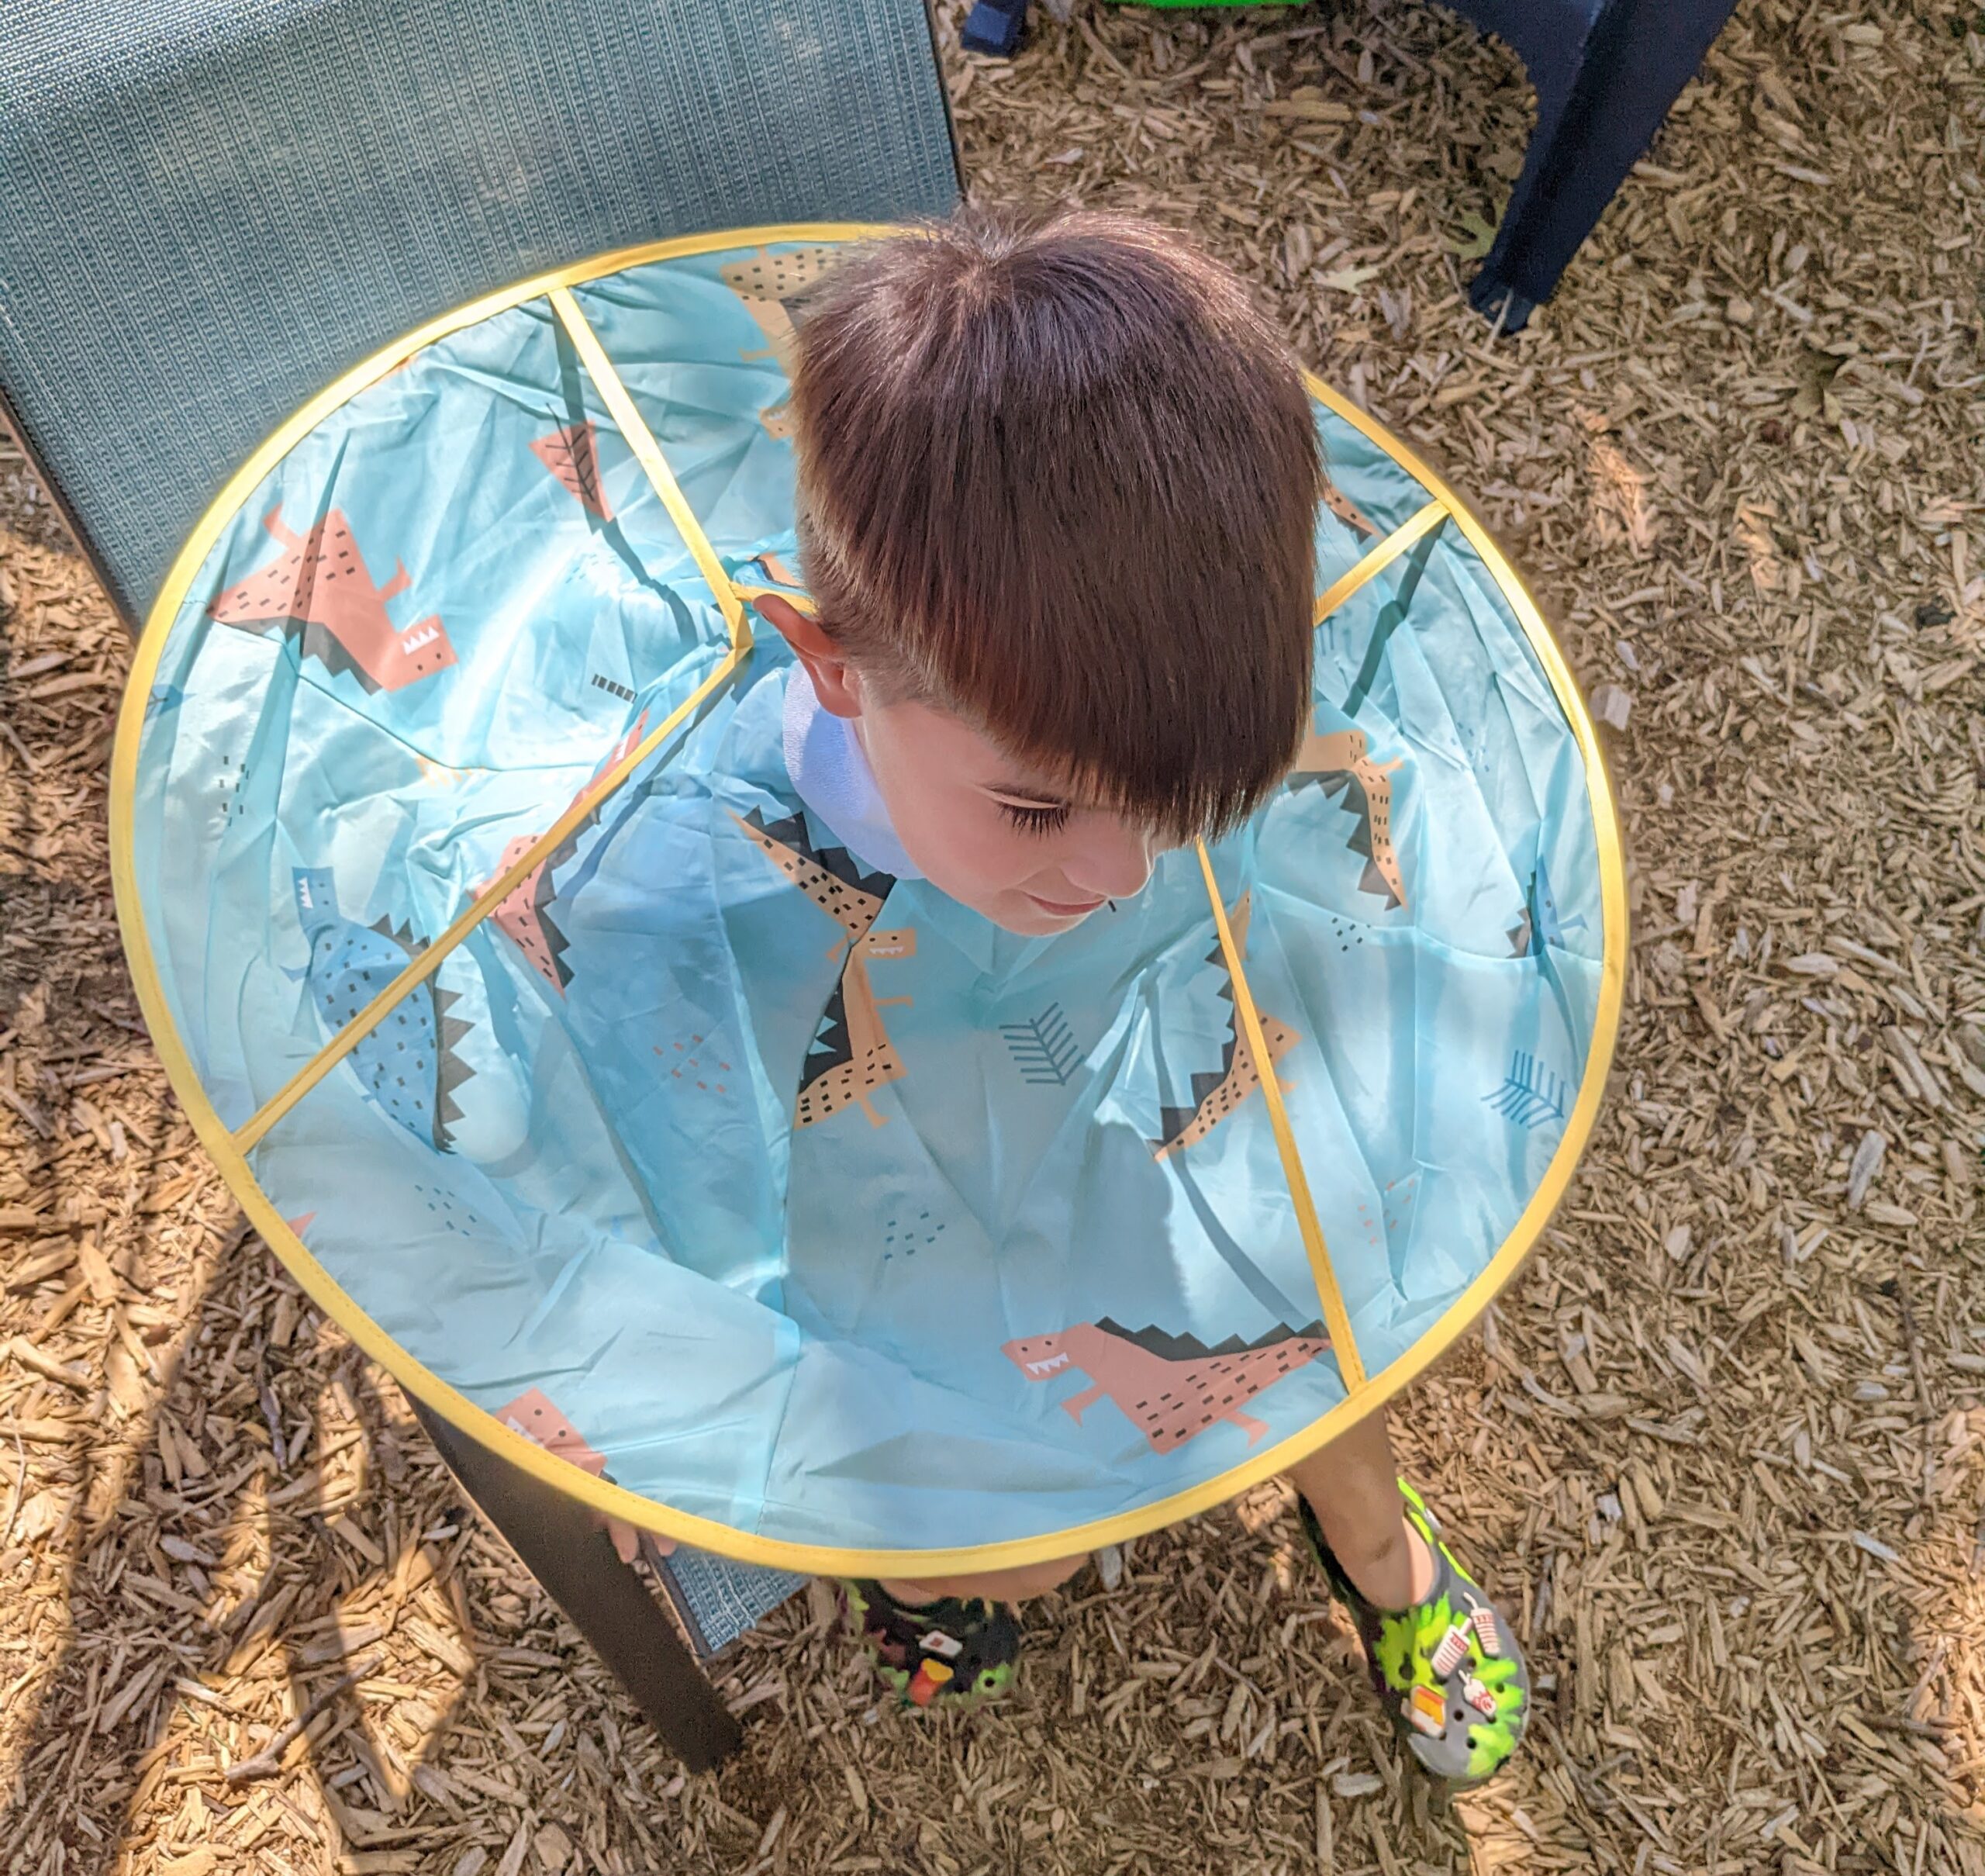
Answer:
[
  {"left": 1193, "top": 844, "right": 1365, "bottom": 1390},
  {"left": 108, "top": 229, "right": 1628, "bottom": 1576},
  {"left": 547, "top": 285, "right": 751, "bottom": 655},
  {"left": 1314, "top": 499, "right": 1448, "bottom": 625}
]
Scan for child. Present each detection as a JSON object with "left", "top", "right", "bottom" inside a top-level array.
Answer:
[{"left": 742, "top": 205, "right": 1531, "bottom": 1786}]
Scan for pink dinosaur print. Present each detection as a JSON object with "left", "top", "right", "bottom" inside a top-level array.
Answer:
[
  {"left": 531, "top": 421, "right": 613, "bottom": 520},
  {"left": 485, "top": 831, "right": 561, "bottom": 986},
  {"left": 207, "top": 506, "right": 455, "bottom": 693},
  {"left": 483, "top": 713, "right": 648, "bottom": 993},
  {"left": 1003, "top": 1318, "right": 1329, "bottom": 1453},
  {"left": 495, "top": 1387, "right": 609, "bottom": 1477},
  {"left": 494, "top": 1387, "right": 644, "bottom": 1563}
]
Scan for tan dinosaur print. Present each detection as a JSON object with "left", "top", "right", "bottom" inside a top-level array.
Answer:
[
  {"left": 719, "top": 245, "right": 840, "bottom": 440},
  {"left": 1152, "top": 893, "right": 1300, "bottom": 1159},
  {"left": 733, "top": 551, "right": 811, "bottom": 613},
  {"left": 1004, "top": 1318, "right": 1330, "bottom": 1452},
  {"left": 731, "top": 808, "right": 916, "bottom": 1128},
  {"left": 752, "top": 551, "right": 801, "bottom": 589},
  {"left": 1321, "top": 474, "right": 1381, "bottom": 540},
  {"left": 1293, "top": 724, "right": 1407, "bottom": 910}
]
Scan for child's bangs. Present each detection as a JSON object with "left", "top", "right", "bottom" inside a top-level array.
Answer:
[
  {"left": 787, "top": 202, "right": 1324, "bottom": 845},
  {"left": 939, "top": 627, "right": 1310, "bottom": 848},
  {"left": 972, "top": 671, "right": 1302, "bottom": 845}
]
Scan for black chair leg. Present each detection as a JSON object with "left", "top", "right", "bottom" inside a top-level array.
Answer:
[
  {"left": 1467, "top": 0, "right": 1738, "bottom": 329},
  {"left": 960, "top": 0, "right": 1030, "bottom": 57},
  {"left": 409, "top": 1399, "right": 744, "bottom": 1772}
]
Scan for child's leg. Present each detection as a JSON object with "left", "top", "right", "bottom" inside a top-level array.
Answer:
[
  {"left": 878, "top": 1553, "right": 1087, "bottom": 1606},
  {"left": 1281, "top": 1402, "right": 1433, "bottom": 1607},
  {"left": 1286, "top": 1401, "right": 1531, "bottom": 1787}
]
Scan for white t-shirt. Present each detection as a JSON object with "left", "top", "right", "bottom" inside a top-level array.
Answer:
[{"left": 781, "top": 665, "right": 923, "bottom": 880}]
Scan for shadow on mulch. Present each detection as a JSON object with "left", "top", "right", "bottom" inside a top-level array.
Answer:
[{"left": 0, "top": 1212, "right": 490, "bottom": 1871}]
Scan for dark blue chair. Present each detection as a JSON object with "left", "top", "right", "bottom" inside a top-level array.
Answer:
[
  {"left": 1448, "top": 0, "right": 1738, "bottom": 327},
  {"left": 963, "top": 0, "right": 1738, "bottom": 330},
  {"left": 1, "top": 0, "right": 961, "bottom": 1769}
]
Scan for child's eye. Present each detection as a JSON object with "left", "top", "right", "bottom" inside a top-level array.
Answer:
[{"left": 999, "top": 802, "right": 1071, "bottom": 837}]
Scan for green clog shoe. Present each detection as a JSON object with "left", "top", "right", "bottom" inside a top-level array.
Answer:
[
  {"left": 841, "top": 1579, "right": 1021, "bottom": 1710},
  {"left": 1300, "top": 1479, "right": 1531, "bottom": 1785}
]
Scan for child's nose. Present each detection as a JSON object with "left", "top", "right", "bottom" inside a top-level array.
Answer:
[{"left": 1065, "top": 825, "right": 1154, "bottom": 901}]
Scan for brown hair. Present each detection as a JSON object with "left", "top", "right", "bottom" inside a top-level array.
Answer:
[{"left": 785, "top": 203, "right": 1321, "bottom": 841}]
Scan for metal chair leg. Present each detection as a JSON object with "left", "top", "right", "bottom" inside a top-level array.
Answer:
[{"left": 409, "top": 1399, "right": 744, "bottom": 1772}]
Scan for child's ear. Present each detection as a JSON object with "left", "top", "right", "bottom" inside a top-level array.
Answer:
[{"left": 753, "top": 594, "right": 863, "bottom": 718}]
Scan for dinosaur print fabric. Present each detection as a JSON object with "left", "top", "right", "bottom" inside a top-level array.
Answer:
[{"left": 119, "top": 232, "right": 1614, "bottom": 1560}]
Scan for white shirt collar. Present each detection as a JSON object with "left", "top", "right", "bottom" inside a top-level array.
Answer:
[{"left": 781, "top": 665, "right": 923, "bottom": 881}]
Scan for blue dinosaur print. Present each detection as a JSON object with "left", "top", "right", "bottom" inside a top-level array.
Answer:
[
  {"left": 293, "top": 868, "right": 471, "bottom": 1150},
  {"left": 1483, "top": 1050, "right": 1569, "bottom": 1130}
]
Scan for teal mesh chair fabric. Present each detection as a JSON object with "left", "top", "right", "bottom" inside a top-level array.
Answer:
[
  {"left": 4, "top": 0, "right": 954, "bottom": 1655},
  {"left": 0, "top": 0, "right": 959, "bottom": 620}
]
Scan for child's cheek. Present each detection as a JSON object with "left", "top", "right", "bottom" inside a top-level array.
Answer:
[
  {"left": 948, "top": 823, "right": 1013, "bottom": 896},
  {"left": 950, "top": 819, "right": 1027, "bottom": 901},
  {"left": 892, "top": 793, "right": 1003, "bottom": 898},
  {"left": 985, "top": 817, "right": 1048, "bottom": 890}
]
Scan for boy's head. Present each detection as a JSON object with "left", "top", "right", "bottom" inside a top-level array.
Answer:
[{"left": 756, "top": 204, "right": 1321, "bottom": 935}]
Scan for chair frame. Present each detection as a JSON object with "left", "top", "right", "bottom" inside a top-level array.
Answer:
[
  {"left": 2, "top": 2, "right": 961, "bottom": 1773},
  {"left": 962, "top": 0, "right": 1738, "bottom": 331},
  {"left": 410, "top": 1401, "right": 744, "bottom": 1771}
]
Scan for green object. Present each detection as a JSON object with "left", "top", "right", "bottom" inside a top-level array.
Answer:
[
  {"left": 1298, "top": 1480, "right": 1531, "bottom": 1787},
  {"left": 844, "top": 1581, "right": 1022, "bottom": 1708}
]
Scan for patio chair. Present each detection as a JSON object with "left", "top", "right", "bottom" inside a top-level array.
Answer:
[
  {"left": 1446, "top": 0, "right": 1738, "bottom": 327},
  {"left": 0, "top": 0, "right": 961, "bottom": 1771},
  {"left": 963, "top": 0, "right": 1738, "bottom": 330}
]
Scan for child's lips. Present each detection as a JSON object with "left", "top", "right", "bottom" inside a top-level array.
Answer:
[{"left": 1025, "top": 891, "right": 1106, "bottom": 918}]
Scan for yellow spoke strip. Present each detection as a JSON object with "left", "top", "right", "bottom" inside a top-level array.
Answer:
[
  {"left": 730, "top": 579, "right": 817, "bottom": 617},
  {"left": 1314, "top": 499, "right": 1448, "bottom": 627},
  {"left": 234, "top": 294, "right": 774, "bottom": 1154},
  {"left": 232, "top": 645, "right": 747, "bottom": 1152},
  {"left": 547, "top": 285, "right": 753, "bottom": 656},
  {"left": 1193, "top": 841, "right": 1366, "bottom": 1391}
]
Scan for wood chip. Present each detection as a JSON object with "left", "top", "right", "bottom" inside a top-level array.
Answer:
[
  {"left": 7, "top": 8, "right": 1985, "bottom": 1872},
  {"left": 7, "top": 1335, "right": 93, "bottom": 1391}
]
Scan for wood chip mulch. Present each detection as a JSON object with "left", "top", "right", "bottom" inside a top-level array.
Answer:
[{"left": 2, "top": 2, "right": 1983, "bottom": 1871}]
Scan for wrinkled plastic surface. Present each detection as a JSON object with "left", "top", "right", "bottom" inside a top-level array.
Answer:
[{"left": 129, "top": 238, "right": 1607, "bottom": 1554}]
